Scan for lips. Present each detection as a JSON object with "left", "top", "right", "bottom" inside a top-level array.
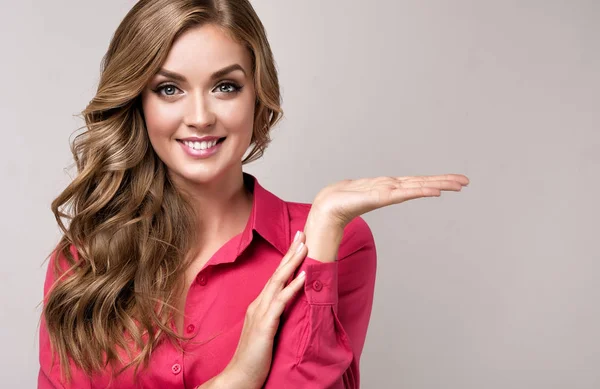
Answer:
[{"left": 177, "top": 136, "right": 226, "bottom": 143}]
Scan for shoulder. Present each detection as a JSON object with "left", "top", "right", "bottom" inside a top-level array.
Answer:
[{"left": 285, "top": 200, "right": 376, "bottom": 260}]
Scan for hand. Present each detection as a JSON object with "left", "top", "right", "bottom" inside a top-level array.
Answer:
[
  {"left": 303, "top": 174, "right": 470, "bottom": 263},
  {"left": 218, "top": 231, "right": 309, "bottom": 389},
  {"left": 310, "top": 174, "right": 470, "bottom": 229}
]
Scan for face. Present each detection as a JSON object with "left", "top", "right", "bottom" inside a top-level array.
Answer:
[{"left": 141, "top": 24, "right": 256, "bottom": 187}]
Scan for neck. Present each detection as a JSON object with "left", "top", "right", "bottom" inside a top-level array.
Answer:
[{"left": 170, "top": 167, "right": 253, "bottom": 241}]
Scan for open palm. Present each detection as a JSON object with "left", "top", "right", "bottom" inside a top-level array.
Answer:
[{"left": 310, "top": 174, "right": 470, "bottom": 229}]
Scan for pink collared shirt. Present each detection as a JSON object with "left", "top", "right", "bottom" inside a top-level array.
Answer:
[{"left": 38, "top": 172, "right": 377, "bottom": 388}]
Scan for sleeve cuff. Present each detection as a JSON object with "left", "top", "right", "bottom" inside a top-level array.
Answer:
[{"left": 299, "top": 256, "right": 338, "bottom": 305}]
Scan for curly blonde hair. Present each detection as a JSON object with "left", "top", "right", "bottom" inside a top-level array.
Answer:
[{"left": 43, "top": 0, "right": 283, "bottom": 383}]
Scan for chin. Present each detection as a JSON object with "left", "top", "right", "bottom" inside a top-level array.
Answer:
[
  {"left": 169, "top": 159, "right": 242, "bottom": 187},
  {"left": 170, "top": 168, "right": 222, "bottom": 186}
]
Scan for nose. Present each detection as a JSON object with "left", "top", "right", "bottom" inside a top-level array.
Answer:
[{"left": 183, "top": 89, "right": 216, "bottom": 129}]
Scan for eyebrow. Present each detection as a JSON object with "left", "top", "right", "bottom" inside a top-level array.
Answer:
[{"left": 156, "top": 64, "right": 246, "bottom": 82}]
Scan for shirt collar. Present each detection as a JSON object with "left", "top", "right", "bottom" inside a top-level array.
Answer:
[{"left": 234, "top": 172, "right": 291, "bottom": 257}]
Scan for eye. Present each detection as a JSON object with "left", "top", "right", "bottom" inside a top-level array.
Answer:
[
  {"left": 215, "top": 81, "right": 243, "bottom": 94},
  {"left": 154, "top": 83, "right": 182, "bottom": 98},
  {"left": 152, "top": 81, "right": 243, "bottom": 99}
]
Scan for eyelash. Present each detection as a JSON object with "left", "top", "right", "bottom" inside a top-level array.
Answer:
[{"left": 153, "top": 81, "right": 243, "bottom": 98}]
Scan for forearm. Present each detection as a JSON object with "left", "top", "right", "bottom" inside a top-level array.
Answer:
[
  {"left": 195, "top": 367, "right": 258, "bottom": 389},
  {"left": 194, "top": 375, "right": 223, "bottom": 389}
]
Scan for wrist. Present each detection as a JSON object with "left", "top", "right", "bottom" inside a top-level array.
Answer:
[{"left": 303, "top": 213, "right": 344, "bottom": 263}]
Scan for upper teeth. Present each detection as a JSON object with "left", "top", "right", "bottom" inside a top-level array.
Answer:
[{"left": 183, "top": 139, "right": 219, "bottom": 150}]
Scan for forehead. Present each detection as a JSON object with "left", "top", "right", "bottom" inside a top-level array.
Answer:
[{"left": 161, "top": 24, "right": 251, "bottom": 77}]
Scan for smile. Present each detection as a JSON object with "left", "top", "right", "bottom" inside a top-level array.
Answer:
[{"left": 176, "top": 137, "right": 226, "bottom": 159}]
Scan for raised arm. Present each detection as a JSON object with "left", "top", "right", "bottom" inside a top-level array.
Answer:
[
  {"left": 263, "top": 216, "right": 377, "bottom": 388},
  {"left": 263, "top": 173, "right": 468, "bottom": 388}
]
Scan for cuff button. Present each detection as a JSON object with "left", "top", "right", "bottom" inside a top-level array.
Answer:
[{"left": 312, "top": 280, "right": 323, "bottom": 291}]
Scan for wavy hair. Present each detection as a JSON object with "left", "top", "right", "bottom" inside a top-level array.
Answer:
[{"left": 43, "top": 0, "right": 283, "bottom": 383}]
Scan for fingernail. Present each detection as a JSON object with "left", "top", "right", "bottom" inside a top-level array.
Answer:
[
  {"left": 296, "top": 241, "right": 304, "bottom": 253},
  {"left": 294, "top": 230, "right": 301, "bottom": 242},
  {"left": 298, "top": 270, "right": 306, "bottom": 279}
]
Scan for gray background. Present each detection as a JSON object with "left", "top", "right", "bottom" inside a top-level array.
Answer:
[{"left": 1, "top": 0, "right": 598, "bottom": 388}]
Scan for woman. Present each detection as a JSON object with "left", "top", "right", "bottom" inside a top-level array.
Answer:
[{"left": 38, "top": 0, "right": 469, "bottom": 388}]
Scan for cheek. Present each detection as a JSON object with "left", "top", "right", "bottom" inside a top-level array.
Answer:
[
  {"left": 218, "top": 95, "right": 255, "bottom": 135},
  {"left": 142, "top": 96, "right": 180, "bottom": 141}
]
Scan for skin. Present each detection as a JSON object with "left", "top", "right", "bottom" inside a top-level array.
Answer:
[
  {"left": 141, "top": 23, "right": 309, "bottom": 389},
  {"left": 140, "top": 22, "right": 471, "bottom": 389},
  {"left": 141, "top": 23, "right": 255, "bottom": 245}
]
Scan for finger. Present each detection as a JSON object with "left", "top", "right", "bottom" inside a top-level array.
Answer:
[
  {"left": 259, "top": 242, "right": 307, "bottom": 307},
  {"left": 395, "top": 174, "right": 470, "bottom": 185},
  {"left": 397, "top": 180, "right": 464, "bottom": 191},
  {"left": 256, "top": 239, "right": 307, "bottom": 312},
  {"left": 251, "top": 233, "right": 302, "bottom": 309},
  {"left": 265, "top": 241, "right": 307, "bottom": 297},
  {"left": 277, "top": 231, "right": 305, "bottom": 267},
  {"left": 389, "top": 186, "right": 442, "bottom": 200},
  {"left": 266, "top": 270, "right": 306, "bottom": 320}
]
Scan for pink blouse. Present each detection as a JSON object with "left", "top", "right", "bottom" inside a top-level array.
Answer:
[{"left": 38, "top": 172, "right": 377, "bottom": 388}]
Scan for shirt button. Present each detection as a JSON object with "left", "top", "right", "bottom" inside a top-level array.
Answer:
[
  {"left": 171, "top": 363, "right": 181, "bottom": 375},
  {"left": 312, "top": 280, "right": 323, "bottom": 291},
  {"left": 198, "top": 275, "right": 207, "bottom": 286},
  {"left": 186, "top": 324, "right": 195, "bottom": 333}
]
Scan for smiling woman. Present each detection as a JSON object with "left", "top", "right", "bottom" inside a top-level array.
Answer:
[{"left": 38, "top": 0, "right": 468, "bottom": 388}]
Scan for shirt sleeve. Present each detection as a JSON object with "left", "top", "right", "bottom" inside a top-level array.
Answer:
[
  {"left": 38, "top": 245, "right": 92, "bottom": 389},
  {"left": 263, "top": 216, "right": 377, "bottom": 389}
]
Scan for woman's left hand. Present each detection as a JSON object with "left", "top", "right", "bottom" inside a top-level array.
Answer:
[{"left": 303, "top": 174, "right": 470, "bottom": 262}]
